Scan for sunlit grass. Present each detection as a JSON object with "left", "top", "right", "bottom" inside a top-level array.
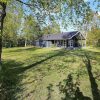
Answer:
[{"left": 1, "top": 46, "right": 100, "bottom": 100}]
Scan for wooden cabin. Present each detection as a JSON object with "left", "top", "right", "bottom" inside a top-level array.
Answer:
[{"left": 36, "top": 31, "right": 86, "bottom": 48}]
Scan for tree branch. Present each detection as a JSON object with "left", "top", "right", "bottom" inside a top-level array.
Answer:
[{"left": 15, "top": 0, "right": 33, "bottom": 7}]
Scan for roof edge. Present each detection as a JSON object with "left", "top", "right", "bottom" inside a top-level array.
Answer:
[{"left": 68, "top": 31, "right": 85, "bottom": 40}]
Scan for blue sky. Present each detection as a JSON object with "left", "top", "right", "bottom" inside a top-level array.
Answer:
[
  {"left": 87, "top": 0, "right": 100, "bottom": 11},
  {"left": 62, "top": 0, "right": 100, "bottom": 32},
  {"left": 22, "top": 0, "right": 100, "bottom": 32}
]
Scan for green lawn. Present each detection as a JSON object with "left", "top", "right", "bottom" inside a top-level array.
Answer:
[{"left": 0, "top": 47, "right": 100, "bottom": 100}]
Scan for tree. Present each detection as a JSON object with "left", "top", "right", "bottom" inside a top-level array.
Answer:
[
  {"left": 87, "top": 27, "right": 100, "bottom": 46},
  {"left": 80, "top": 11, "right": 100, "bottom": 47},
  {"left": 22, "top": 14, "right": 41, "bottom": 46},
  {"left": 0, "top": 0, "right": 99, "bottom": 64},
  {"left": 42, "top": 21, "right": 60, "bottom": 34},
  {"left": 0, "top": 1, "right": 6, "bottom": 65},
  {"left": 3, "top": 1, "right": 23, "bottom": 47}
]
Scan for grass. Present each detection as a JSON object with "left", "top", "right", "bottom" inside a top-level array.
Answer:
[{"left": 0, "top": 46, "right": 100, "bottom": 100}]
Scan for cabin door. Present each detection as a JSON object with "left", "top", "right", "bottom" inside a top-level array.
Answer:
[{"left": 68, "top": 40, "right": 73, "bottom": 48}]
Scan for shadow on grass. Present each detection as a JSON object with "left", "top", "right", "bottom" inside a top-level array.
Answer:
[
  {"left": 46, "top": 49, "right": 100, "bottom": 100},
  {"left": 14, "top": 50, "right": 66, "bottom": 74},
  {"left": 47, "top": 73, "right": 91, "bottom": 100},
  {"left": 1, "top": 48, "right": 100, "bottom": 100},
  {"left": 57, "top": 74, "right": 91, "bottom": 100},
  {"left": 83, "top": 49, "right": 100, "bottom": 62},
  {"left": 64, "top": 49, "right": 100, "bottom": 65},
  {"left": 83, "top": 53, "right": 100, "bottom": 100},
  {"left": 0, "top": 50, "right": 66, "bottom": 100},
  {"left": 0, "top": 60, "right": 23, "bottom": 100},
  {"left": 46, "top": 84, "right": 54, "bottom": 100}
]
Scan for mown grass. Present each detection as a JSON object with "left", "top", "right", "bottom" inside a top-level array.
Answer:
[{"left": 0, "top": 46, "right": 100, "bottom": 100}]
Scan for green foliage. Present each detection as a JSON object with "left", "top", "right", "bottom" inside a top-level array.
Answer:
[
  {"left": 3, "top": 1, "right": 23, "bottom": 47},
  {"left": 23, "top": 15, "right": 41, "bottom": 40},
  {"left": 0, "top": 0, "right": 7, "bottom": 3},
  {"left": 22, "top": 14, "right": 42, "bottom": 46},
  {"left": 23, "top": 0, "right": 94, "bottom": 28},
  {"left": 1, "top": 0, "right": 100, "bottom": 48},
  {"left": 87, "top": 27, "right": 100, "bottom": 46},
  {"left": 42, "top": 21, "right": 60, "bottom": 34}
]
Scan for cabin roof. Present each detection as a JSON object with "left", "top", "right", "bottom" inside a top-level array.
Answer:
[{"left": 42, "top": 31, "right": 85, "bottom": 40}]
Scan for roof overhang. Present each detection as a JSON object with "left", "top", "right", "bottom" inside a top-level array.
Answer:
[{"left": 68, "top": 31, "right": 86, "bottom": 40}]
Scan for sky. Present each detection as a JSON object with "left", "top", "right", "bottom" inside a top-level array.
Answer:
[
  {"left": 22, "top": 0, "right": 100, "bottom": 32},
  {"left": 62, "top": 0, "right": 100, "bottom": 32},
  {"left": 87, "top": 0, "right": 100, "bottom": 11}
]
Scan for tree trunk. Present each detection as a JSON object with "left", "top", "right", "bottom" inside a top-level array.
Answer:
[
  {"left": 25, "top": 39, "right": 27, "bottom": 47},
  {"left": 0, "top": 34, "right": 2, "bottom": 64},
  {"left": 0, "top": 2, "right": 6, "bottom": 67}
]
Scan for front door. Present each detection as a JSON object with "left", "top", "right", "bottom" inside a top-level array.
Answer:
[{"left": 68, "top": 40, "right": 73, "bottom": 48}]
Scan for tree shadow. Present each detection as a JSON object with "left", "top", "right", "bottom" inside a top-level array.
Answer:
[
  {"left": 83, "top": 49, "right": 100, "bottom": 62},
  {"left": 0, "top": 60, "right": 23, "bottom": 100},
  {"left": 0, "top": 50, "right": 66, "bottom": 100},
  {"left": 14, "top": 50, "right": 66, "bottom": 73},
  {"left": 46, "top": 84, "right": 54, "bottom": 100},
  {"left": 57, "top": 74, "right": 91, "bottom": 100},
  {"left": 1, "top": 48, "right": 100, "bottom": 100},
  {"left": 83, "top": 53, "right": 100, "bottom": 100}
]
